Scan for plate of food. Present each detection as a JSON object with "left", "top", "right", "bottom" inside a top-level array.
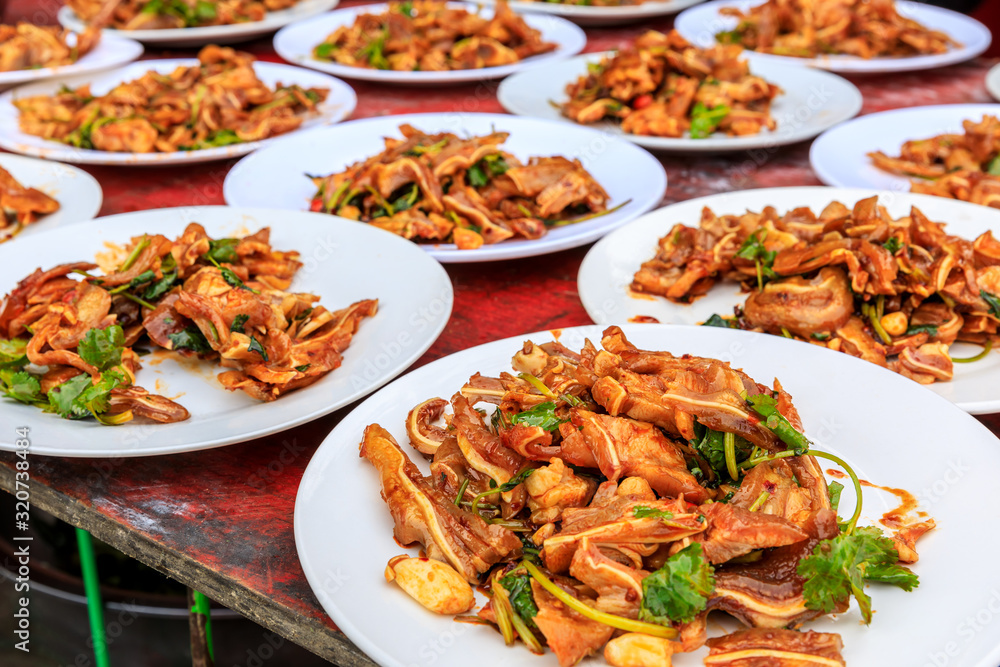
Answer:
[
  {"left": 498, "top": 29, "right": 862, "bottom": 152},
  {"left": 810, "top": 104, "right": 1000, "bottom": 208},
  {"left": 0, "top": 205, "right": 452, "bottom": 456},
  {"left": 0, "top": 25, "right": 143, "bottom": 90},
  {"left": 987, "top": 63, "right": 1000, "bottom": 103},
  {"left": 273, "top": 1, "right": 586, "bottom": 85},
  {"left": 477, "top": 0, "right": 705, "bottom": 27},
  {"left": 577, "top": 186, "right": 1000, "bottom": 413},
  {"left": 0, "top": 46, "right": 356, "bottom": 166},
  {"left": 223, "top": 112, "right": 667, "bottom": 262},
  {"left": 296, "top": 321, "right": 1000, "bottom": 667},
  {"left": 0, "top": 153, "right": 103, "bottom": 243},
  {"left": 675, "top": 0, "right": 990, "bottom": 74},
  {"left": 58, "top": 0, "right": 340, "bottom": 47}
]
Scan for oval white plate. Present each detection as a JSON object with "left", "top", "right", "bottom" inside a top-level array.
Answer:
[
  {"left": 296, "top": 322, "right": 1000, "bottom": 667},
  {"left": 676, "top": 0, "right": 991, "bottom": 73},
  {"left": 809, "top": 103, "right": 1000, "bottom": 194},
  {"left": 0, "top": 206, "right": 453, "bottom": 456},
  {"left": 0, "top": 58, "right": 356, "bottom": 166},
  {"left": 478, "top": 0, "right": 705, "bottom": 27},
  {"left": 58, "top": 0, "right": 340, "bottom": 47},
  {"left": 0, "top": 153, "right": 103, "bottom": 240},
  {"left": 273, "top": 2, "right": 586, "bottom": 85},
  {"left": 0, "top": 34, "right": 143, "bottom": 91},
  {"left": 224, "top": 112, "right": 667, "bottom": 262},
  {"left": 499, "top": 53, "right": 862, "bottom": 152},
  {"left": 577, "top": 186, "right": 1000, "bottom": 414},
  {"left": 987, "top": 63, "right": 1000, "bottom": 102}
]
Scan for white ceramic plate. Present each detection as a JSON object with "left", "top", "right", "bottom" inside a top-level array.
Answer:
[
  {"left": 987, "top": 63, "right": 1000, "bottom": 103},
  {"left": 0, "top": 34, "right": 143, "bottom": 91},
  {"left": 809, "top": 104, "right": 1000, "bottom": 194},
  {"left": 676, "top": 0, "right": 991, "bottom": 73},
  {"left": 577, "top": 186, "right": 1000, "bottom": 414},
  {"left": 223, "top": 112, "right": 667, "bottom": 262},
  {"left": 273, "top": 2, "right": 586, "bottom": 85},
  {"left": 0, "top": 59, "right": 356, "bottom": 166},
  {"left": 296, "top": 322, "right": 1000, "bottom": 667},
  {"left": 499, "top": 53, "right": 863, "bottom": 153},
  {"left": 479, "top": 0, "right": 705, "bottom": 27},
  {"left": 0, "top": 206, "right": 452, "bottom": 456},
  {"left": 0, "top": 153, "right": 103, "bottom": 240},
  {"left": 58, "top": 0, "right": 340, "bottom": 47}
]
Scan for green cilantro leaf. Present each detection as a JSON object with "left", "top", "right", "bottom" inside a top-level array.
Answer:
[
  {"left": 905, "top": 324, "right": 938, "bottom": 337},
  {"left": 0, "top": 338, "right": 28, "bottom": 368},
  {"left": 690, "top": 424, "right": 752, "bottom": 484},
  {"left": 168, "top": 324, "right": 212, "bottom": 353},
  {"left": 639, "top": 543, "right": 715, "bottom": 625},
  {"left": 230, "top": 314, "right": 249, "bottom": 334},
  {"left": 247, "top": 335, "right": 268, "bottom": 361},
  {"left": 499, "top": 573, "right": 538, "bottom": 630},
  {"left": 689, "top": 102, "right": 730, "bottom": 139},
  {"left": 827, "top": 480, "right": 844, "bottom": 513},
  {"left": 77, "top": 369, "right": 127, "bottom": 417},
  {"left": 981, "top": 290, "right": 1000, "bottom": 318},
  {"left": 2, "top": 371, "right": 41, "bottom": 404},
  {"left": 315, "top": 42, "right": 337, "bottom": 59},
  {"left": 203, "top": 238, "right": 239, "bottom": 264},
  {"left": 47, "top": 374, "right": 92, "bottom": 419},
  {"left": 987, "top": 155, "right": 1000, "bottom": 176},
  {"left": 295, "top": 364, "right": 310, "bottom": 372},
  {"left": 882, "top": 236, "right": 903, "bottom": 254},
  {"left": 632, "top": 506, "right": 674, "bottom": 520},
  {"left": 143, "top": 270, "right": 178, "bottom": 301},
  {"left": 798, "top": 526, "right": 917, "bottom": 624},
  {"left": 509, "top": 401, "right": 567, "bottom": 432},
  {"left": 78, "top": 325, "right": 125, "bottom": 372},
  {"left": 467, "top": 163, "right": 489, "bottom": 188},
  {"left": 735, "top": 229, "right": 778, "bottom": 289}
]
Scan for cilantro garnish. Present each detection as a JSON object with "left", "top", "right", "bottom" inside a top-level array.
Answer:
[{"left": 639, "top": 543, "right": 715, "bottom": 624}]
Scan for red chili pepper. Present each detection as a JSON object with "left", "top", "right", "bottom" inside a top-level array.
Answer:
[
  {"left": 309, "top": 197, "right": 323, "bottom": 212},
  {"left": 632, "top": 94, "right": 653, "bottom": 110}
]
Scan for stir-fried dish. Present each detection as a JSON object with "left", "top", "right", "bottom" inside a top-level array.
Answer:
[
  {"left": 0, "top": 24, "right": 100, "bottom": 72},
  {"left": 311, "top": 1, "right": 555, "bottom": 72},
  {"left": 632, "top": 197, "right": 1000, "bottom": 384},
  {"left": 361, "top": 326, "right": 932, "bottom": 665},
  {"left": 870, "top": 115, "right": 1000, "bottom": 208},
  {"left": 67, "top": 0, "right": 300, "bottom": 30},
  {"left": 562, "top": 30, "right": 780, "bottom": 139},
  {"left": 13, "top": 45, "right": 328, "bottom": 154},
  {"left": 0, "top": 224, "right": 376, "bottom": 424},
  {"left": 716, "top": 0, "right": 957, "bottom": 59},
  {"left": 0, "top": 167, "right": 60, "bottom": 243},
  {"left": 518, "top": 0, "right": 660, "bottom": 5},
  {"left": 308, "top": 124, "right": 611, "bottom": 250}
]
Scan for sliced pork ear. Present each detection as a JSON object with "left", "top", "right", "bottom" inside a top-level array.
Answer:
[
  {"left": 731, "top": 455, "right": 830, "bottom": 527},
  {"left": 695, "top": 503, "right": 809, "bottom": 565},
  {"left": 543, "top": 496, "right": 706, "bottom": 573},
  {"left": 359, "top": 424, "right": 522, "bottom": 583},
  {"left": 590, "top": 327, "right": 785, "bottom": 452},
  {"left": 704, "top": 628, "right": 845, "bottom": 666},
  {"left": 569, "top": 539, "right": 647, "bottom": 619},
  {"left": 530, "top": 579, "right": 615, "bottom": 667},
  {"left": 709, "top": 509, "right": 844, "bottom": 628},
  {"left": 406, "top": 397, "right": 450, "bottom": 456},
  {"left": 568, "top": 408, "right": 712, "bottom": 503}
]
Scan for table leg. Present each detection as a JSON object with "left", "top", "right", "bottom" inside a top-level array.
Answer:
[{"left": 188, "top": 589, "right": 215, "bottom": 667}]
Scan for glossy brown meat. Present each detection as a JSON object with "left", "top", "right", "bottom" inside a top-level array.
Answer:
[
  {"left": 705, "top": 628, "right": 845, "bottom": 666},
  {"left": 530, "top": 579, "right": 615, "bottom": 667},
  {"left": 359, "top": 424, "right": 522, "bottom": 583},
  {"left": 695, "top": 503, "right": 809, "bottom": 565}
]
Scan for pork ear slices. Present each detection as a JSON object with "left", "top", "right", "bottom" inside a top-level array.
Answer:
[
  {"left": 359, "top": 325, "right": 930, "bottom": 662},
  {"left": 0, "top": 223, "right": 376, "bottom": 426},
  {"left": 632, "top": 197, "right": 999, "bottom": 384}
]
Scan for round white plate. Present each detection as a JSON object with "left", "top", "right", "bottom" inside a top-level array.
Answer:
[
  {"left": 273, "top": 2, "right": 586, "bottom": 85},
  {"left": 0, "top": 34, "right": 143, "bottom": 91},
  {"left": 0, "top": 58, "right": 356, "bottom": 166},
  {"left": 578, "top": 186, "right": 1000, "bottom": 414},
  {"left": 0, "top": 153, "right": 103, "bottom": 240},
  {"left": 987, "top": 63, "right": 1000, "bottom": 102},
  {"left": 296, "top": 322, "right": 1000, "bottom": 667},
  {"left": 224, "top": 112, "right": 667, "bottom": 263},
  {"left": 58, "top": 0, "right": 340, "bottom": 47},
  {"left": 675, "top": 0, "right": 991, "bottom": 73},
  {"left": 499, "top": 53, "right": 862, "bottom": 153},
  {"left": 478, "top": 0, "right": 705, "bottom": 27},
  {"left": 0, "top": 206, "right": 453, "bottom": 456},
  {"left": 809, "top": 103, "right": 1000, "bottom": 194}
]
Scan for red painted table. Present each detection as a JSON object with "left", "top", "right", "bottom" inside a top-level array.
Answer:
[{"left": 2, "top": 1, "right": 1000, "bottom": 664}]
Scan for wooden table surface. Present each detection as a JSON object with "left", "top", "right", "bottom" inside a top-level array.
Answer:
[{"left": 3, "top": 1, "right": 1000, "bottom": 664}]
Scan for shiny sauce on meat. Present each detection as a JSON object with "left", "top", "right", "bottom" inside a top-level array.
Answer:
[{"left": 628, "top": 315, "right": 661, "bottom": 323}]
